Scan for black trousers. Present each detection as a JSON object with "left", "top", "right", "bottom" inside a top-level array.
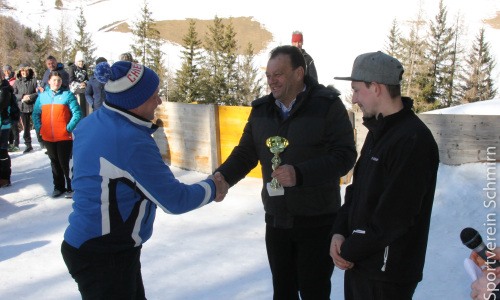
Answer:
[
  {"left": 44, "top": 140, "right": 73, "bottom": 191},
  {"left": 0, "top": 128, "right": 11, "bottom": 180},
  {"left": 344, "top": 269, "right": 418, "bottom": 300},
  {"left": 61, "top": 241, "right": 146, "bottom": 300},
  {"left": 265, "top": 224, "right": 334, "bottom": 300},
  {"left": 9, "top": 123, "right": 19, "bottom": 147},
  {"left": 20, "top": 112, "right": 32, "bottom": 146}
]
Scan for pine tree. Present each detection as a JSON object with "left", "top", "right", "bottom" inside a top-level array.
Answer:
[
  {"left": 236, "top": 42, "right": 264, "bottom": 106},
  {"left": 459, "top": 28, "right": 497, "bottom": 103},
  {"left": 198, "top": 16, "right": 227, "bottom": 104},
  {"left": 55, "top": 0, "right": 63, "bottom": 9},
  {"left": 172, "top": 19, "right": 202, "bottom": 103},
  {"left": 32, "top": 25, "right": 51, "bottom": 77},
  {"left": 73, "top": 6, "right": 96, "bottom": 67},
  {"left": 54, "top": 14, "right": 73, "bottom": 64},
  {"left": 384, "top": 18, "right": 402, "bottom": 58},
  {"left": 428, "top": 0, "right": 455, "bottom": 106},
  {"left": 130, "top": 0, "right": 158, "bottom": 66},
  {"left": 221, "top": 19, "right": 239, "bottom": 105},
  {"left": 443, "top": 13, "right": 465, "bottom": 107}
]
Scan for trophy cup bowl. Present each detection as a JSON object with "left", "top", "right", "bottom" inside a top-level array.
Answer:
[{"left": 266, "top": 136, "right": 289, "bottom": 190}]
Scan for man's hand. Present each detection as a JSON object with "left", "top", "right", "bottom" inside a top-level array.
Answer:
[
  {"left": 207, "top": 172, "right": 229, "bottom": 202},
  {"left": 330, "top": 234, "right": 354, "bottom": 270},
  {"left": 22, "top": 95, "right": 30, "bottom": 101},
  {"left": 271, "top": 164, "right": 296, "bottom": 187},
  {"left": 470, "top": 274, "right": 500, "bottom": 300}
]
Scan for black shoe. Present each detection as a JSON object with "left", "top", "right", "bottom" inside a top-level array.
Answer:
[
  {"left": 23, "top": 146, "right": 33, "bottom": 153},
  {"left": 0, "top": 179, "right": 11, "bottom": 187},
  {"left": 65, "top": 190, "right": 74, "bottom": 199},
  {"left": 52, "top": 189, "right": 65, "bottom": 198}
]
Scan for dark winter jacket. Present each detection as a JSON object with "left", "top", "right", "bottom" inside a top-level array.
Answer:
[
  {"left": 0, "top": 79, "right": 19, "bottom": 129},
  {"left": 302, "top": 49, "right": 318, "bottom": 82},
  {"left": 13, "top": 66, "right": 38, "bottom": 113},
  {"left": 332, "top": 97, "right": 439, "bottom": 283},
  {"left": 215, "top": 76, "right": 357, "bottom": 229},
  {"left": 41, "top": 63, "right": 70, "bottom": 91},
  {"left": 85, "top": 75, "right": 105, "bottom": 110},
  {"left": 68, "top": 64, "right": 88, "bottom": 94}
]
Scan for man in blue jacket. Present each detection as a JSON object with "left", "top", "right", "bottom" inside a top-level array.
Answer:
[
  {"left": 38, "top": 55, "right": 69, "bottom": 92},
  {"left": 85, "top": 57, "right": 107, "bottom": 112},
  {"left": 61, "top": 61, "right": 227, "bottom": 299}
]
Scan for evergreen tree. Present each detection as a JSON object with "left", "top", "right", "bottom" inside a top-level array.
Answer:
[
  {"left": 221, "top": 19, "right": 239, "bottom": 105},
  {"left": 444, "top": 13, "right": 465, "bottom": 107},
  {"left": 384, "top": 18, "right": 402, "bottom": 58},
  {"left": 32, "top": 25, "right": 51, "bottom": 77},
  {"left": 130, "top": 0, "right": 158, "bottom": 66},
  {"left": 54, "top": 14, "right": 73, "bottom": 64},
  {"left": 198, "top": 16, "right": 227, "bottom": 104},
  {"left": 73, "top": 6, "right": 96, "bottom": 67},
  {"left": 236, "top": 42, "right": 264, "bottom": 106},
  {"left": 459, "top": 28, "right": 497, "bottom": 103},
  {"left": 55, "top": 0, "right": 63, "bottom": 9},
  {"left": 172, "top": 19, "right": 202, "bottom": 103},
  {"left": 428, "top": 0, "right": 455, "bottom": 106}
]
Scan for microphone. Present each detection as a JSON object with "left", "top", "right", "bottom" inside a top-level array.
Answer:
[{"left": 460, "top": 227, "right": 500, "bottom": 268}]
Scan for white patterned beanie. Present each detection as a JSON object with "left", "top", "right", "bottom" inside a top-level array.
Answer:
[{"left": 94, "top": 61, "right": 159, "bottom": 109}]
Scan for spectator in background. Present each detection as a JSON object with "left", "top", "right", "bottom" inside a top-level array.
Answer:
[
  {"left": 291, "top": 31, "right": 318, "bottom": 82},
  {"left": 3, "top": 65, "right": 19, "bottom": 152},
  {"left": 119, "top": 52, "right": 134, "bottom": 62},
  {"left": 33, "top": 71, "right": 82, "bottom": 198},
  {"left": 85, "top": 57, "right": 107, "bottom": 111},
  {"left": 0, "top": 78, "right": 19, "bottom": 187},
  {"left": 38, "top": 56, "right": 70, "bottom": 92},
  {"left": 69, "top": 51, "right": 89, "bottom": 117},
  {"left": 3, "top": 65, "right": 16, "bottom": 87},
  {"left": 13, "top": 64, "right": 38, "bottom": 153}
]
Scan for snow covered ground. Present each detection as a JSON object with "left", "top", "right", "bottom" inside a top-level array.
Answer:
[{"left": 0, "top": 129, "right": 498, "bottom": 299}]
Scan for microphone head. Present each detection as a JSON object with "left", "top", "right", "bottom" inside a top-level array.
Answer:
[{"left": 460, "top": 227, "right": 483, "bottom": 249}]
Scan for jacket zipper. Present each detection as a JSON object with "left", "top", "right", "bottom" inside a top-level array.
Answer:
[{"left": 381, "top": 246, "right": 389, "bottom": 272}]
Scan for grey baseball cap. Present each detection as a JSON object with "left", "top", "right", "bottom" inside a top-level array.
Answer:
[{"left": 334, "top": 51, "right": 404, "bottom": 85}]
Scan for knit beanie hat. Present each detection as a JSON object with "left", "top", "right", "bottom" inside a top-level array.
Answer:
[
  {"left": 94, "top": 61, "right": 159, "bottom": 110},
  {"left": 292, "top": 32, "right": 303, "bottom": 43},
  {"left": 3, "top": 65, "right": 12, "bottom": 72},
  {"left": 75, "top": 51, "right": 85, "bottom": 63}
]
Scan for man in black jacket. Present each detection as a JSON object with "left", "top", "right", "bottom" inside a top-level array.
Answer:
[
  {"left": 330, "top": 51, "right": 439, "bottom": 300},
  {"left": 215, "top": 45, "right": 356, "bottom": 299},
  {"left": 13, "top": 64, "right": 38, "bottom": 153}
]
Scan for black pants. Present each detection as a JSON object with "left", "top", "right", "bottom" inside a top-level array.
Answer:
[
  {"left": 9, "top": 123, "right": 19, "bottom": 147},
  {"left": 20, "top": 112, "right": 32, "bottom": 146},
  {"left": 61, "top": 241, "right": 146, "bottom": 300},
  {"left": 265, "top": 224, "right": 334, "bottom": 300},
  {"left": 0, "top": 128, "right": 11, "bottom": 180},
  {"left": 344, "top": 269, "right": 418, "bottom": 300},
  {"left": 76, "top": 93, "right": 88, "bottom": 117},
  {"left": 45, "top": 140, "right": 73, "bottom": 191}
]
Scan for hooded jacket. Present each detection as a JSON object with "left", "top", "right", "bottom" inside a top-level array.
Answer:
[
  {"left": 13, "top": 66, "right": 38, "bottom": 113},
  {"left": 215, "top": 76, "right": 357, "bottom": 229},
  {"left": 33, "top": 86, "right": 82, "bottom": 142},
  {"left": 85, "top": 75, "right": 105, "bottom": 110},
  {"left": 332, "top": 97, "right": 439, "bottom": 283}
]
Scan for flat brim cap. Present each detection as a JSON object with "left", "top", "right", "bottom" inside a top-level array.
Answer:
[{"left": 334, "top": 51, "right": 404, "bottom": 85}]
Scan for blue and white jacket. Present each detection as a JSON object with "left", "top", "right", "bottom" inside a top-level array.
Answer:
[{"left": 64, "top": 102, "right": 216, "bottom": 252}]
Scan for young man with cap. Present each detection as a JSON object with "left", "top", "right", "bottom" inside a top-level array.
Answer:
[
  {"left": 61, "top": 61, "right": 227, "bottom": 299},
  {"left": 291, "top": 31, "right": 318, "bottom": 82},
  {"left": 330, "top": 51, "right": 439, "bottom": 300},
  {"left": 215, "top": 45, "right": 356, "bottom": 299}
]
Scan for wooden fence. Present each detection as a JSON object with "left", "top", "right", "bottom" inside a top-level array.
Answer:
[{"left": 152, "top": 102, "right": 500, "bottom": 179}]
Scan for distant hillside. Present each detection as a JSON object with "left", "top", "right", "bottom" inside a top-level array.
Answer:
[
  {"left": 105, "top": 16, "right": 274, "bottom": 55},
  {"left": 484, "top": 11, "right": 500, "bottom": 29}
]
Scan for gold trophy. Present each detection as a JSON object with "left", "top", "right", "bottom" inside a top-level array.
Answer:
[{"left": 266, "top": 136, "right": 289, "bottom": 196}]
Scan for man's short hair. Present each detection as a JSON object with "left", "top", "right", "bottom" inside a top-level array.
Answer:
[
  {"left": 364, "top": 82, "right": 402, "bottom": 99},
  {"left": 46, "top": 55, "right": 57, "bottom": 61},
  {"left": 270, "top": 45, "right": 306, "bottom": 72}
]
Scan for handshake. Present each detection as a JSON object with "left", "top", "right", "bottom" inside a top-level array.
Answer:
[{"left": 207, "top": 172, "right": 230, "bottom": 202}]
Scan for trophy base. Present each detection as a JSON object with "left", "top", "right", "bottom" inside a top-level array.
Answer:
[{"left": 267, "top": 182, "right": 285, "bottom": 197}]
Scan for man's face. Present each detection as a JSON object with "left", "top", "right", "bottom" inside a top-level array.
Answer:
[
  {"left": 292, "top": 41, "right": 303, "bottom": 49},
  {"left": 266, "top": 54, "right": 303, "bottom": 104},
  {"left": 46, "top": 59, "right": 57, "bottom": 71},
  {"left": 3, "top": 70, "right": 10, "bottom": 78},
  {"left": 351, "top": 81, "right": 379, "bottom": 118},
  {"left": 133, "top": 88, "right": 161, "bottom": 121}
]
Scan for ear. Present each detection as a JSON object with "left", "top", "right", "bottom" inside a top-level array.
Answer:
[
  {"left": 371, "top": 82, "right": 383, "bottom": 97},
  {"left": 296, "top": 66, "right": 305, "bottom": 81}
]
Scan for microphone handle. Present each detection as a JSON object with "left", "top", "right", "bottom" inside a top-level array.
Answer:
[{"left": 476, "top": 244, "right": 500, "bottom": 269}]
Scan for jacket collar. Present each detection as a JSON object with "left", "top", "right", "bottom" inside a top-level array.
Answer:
[
  {"left": 103, "top": 101, "right": 158, "bottom": 132},
  {"left": 363, "top": 97, "right": 414, "bottom": 141}
]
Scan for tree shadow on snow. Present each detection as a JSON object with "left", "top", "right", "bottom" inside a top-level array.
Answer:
[{"left": 0, "top": 240, "right": 50, "bottom": 262}]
